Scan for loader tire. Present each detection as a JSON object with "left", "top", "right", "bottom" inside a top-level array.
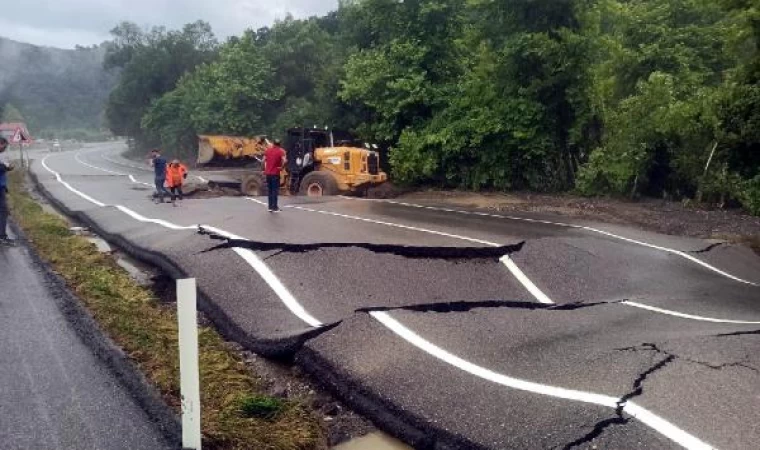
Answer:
[
  {"left": 241, "top": 173, "right": 267, "bottom": 196},
  {"left": 299, "top": 171, "right": 338, "bottom": 197}
]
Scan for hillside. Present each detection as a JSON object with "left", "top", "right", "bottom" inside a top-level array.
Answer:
[{"left": 0, "top": 37, "right": 118, "bottom": 133}]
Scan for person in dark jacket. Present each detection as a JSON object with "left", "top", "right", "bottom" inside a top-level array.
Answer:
[
  {"left": 149, "top": 149, "right": 170, "bottom": 203},
  {"left": 0, "top": 137, "right": 15, "bottom": 245}
]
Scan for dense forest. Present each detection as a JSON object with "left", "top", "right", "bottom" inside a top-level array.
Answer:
[
  {"left": 0, "top": 37, "right": 118, "bottom": 138},
  {"left": 104, "top": 0, "right": 760, "bottom": 214}
]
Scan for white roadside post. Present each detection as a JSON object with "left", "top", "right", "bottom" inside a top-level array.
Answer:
[{"left": 177, "top": 278, "right": 202, "bottom": 450}]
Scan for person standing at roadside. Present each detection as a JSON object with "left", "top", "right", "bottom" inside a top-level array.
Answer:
[
  {"left": 149, "top": 149, "right": 169, "bottom": 203},
  {"left": 264, "top": 139, "right": 287, "bottom": 212},
  {"left": 165, "top": 159, "right": 188, "bottom": 207},
  {"left": 0, "top": 137, "right": 15, "bottom": 245}
]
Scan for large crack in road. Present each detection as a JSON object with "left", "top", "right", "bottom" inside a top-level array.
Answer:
[
  {"left": 195, "top": 224, "right": 759, "bottom": 449},
  {"left": 198, "top": 226, "right": 523, "bottom": 260},
  {"left": 561, "top": 345, "right": 677, "bottom": 449}
]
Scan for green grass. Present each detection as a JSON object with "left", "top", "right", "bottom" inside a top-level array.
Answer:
[{"left": 8, "top": 170, "right": 325, "bottom": 450}]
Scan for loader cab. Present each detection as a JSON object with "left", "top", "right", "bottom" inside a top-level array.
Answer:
[{"left": 284, "top": 127, "right": 359, "bottom": 174}]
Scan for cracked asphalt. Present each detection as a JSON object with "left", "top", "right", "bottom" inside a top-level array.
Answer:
[{"left": 28, "top": 143, "right": 760, "bottom": 449}]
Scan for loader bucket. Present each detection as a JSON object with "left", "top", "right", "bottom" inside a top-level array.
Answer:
[{"left": 197, "top": 135, "right": 268, "bottom": 166}]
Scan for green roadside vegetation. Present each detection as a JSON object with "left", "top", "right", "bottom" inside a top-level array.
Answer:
[
  {"left": 103, "top": 0, "right": 760, "bottom": 216},
  {"left": 7, "top": 170, "right": 324, "bottom": 450}
]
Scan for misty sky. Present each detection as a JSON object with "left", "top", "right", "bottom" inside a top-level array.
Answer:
[{"left": 0, "top": 0, "right": 339, "bottom": 49}]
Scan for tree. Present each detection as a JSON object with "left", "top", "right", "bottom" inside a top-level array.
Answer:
[
  {"left": 104, "top": 21, "right": 218, "bottom": 148},
  {"left": 141, "top": 32, "right": 281, "bottom": 159},
  {"left": 1, "top": 103, "right": 26, "bottom": 123},
  {"left": 577, "top": 0, "right": 737, "bottom": 198}
]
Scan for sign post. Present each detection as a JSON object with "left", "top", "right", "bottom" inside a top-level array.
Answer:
[
  {"left": 177, "top": 278, "right": 202, "bottom": 450},
  {"left": 11, "top": 129, "right": 24, "bottom": 169}
]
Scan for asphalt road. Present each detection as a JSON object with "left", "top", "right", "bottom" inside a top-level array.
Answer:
[
  {"left": 28, "top": 143, "right": 760, "bottom": 449},
  {"left": 0, "top": 229, "right": 175, "bottom": 450}
]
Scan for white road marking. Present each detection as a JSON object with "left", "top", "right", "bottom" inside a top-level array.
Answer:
[
  {"left": 43, "top": 153, "right": 322, "bottom": 328},
  {"left": 499, "top": 255, "right": 555, "bottom": 304},
  {"left": 346, "top": 198, "right": 758, "bottom": 286},
  {"left": 39, "top": 153, "right": 731, "bottom": 448},
  {"left": 114, "top": 206, "right": 196, "bottom": 230},
  {"left": 583, "top": 227, "right": 756, "bottom": 286},
  {"left": 87, "top": 147, "right": 209, "bottom": 184},
  {"left": 101, "top": 152, "right": 150, "bottom": 172},
  {"left": 128, "top": 174, "right": 154, "bottom": 188},
  {"left": 75, "top": 150, "right": 127, "bottom": 176},
  {"left": 372, "top": 310, "right": 714, "bottom": 450},
  {"left": 41, "top": 157, "right": 106, "bottom": 207},
  {"left": 285, "top": 201, "right": 760, "bottom": 324},
  {"left": 247, "top": 197, "right": 267, "bottom": 206},
  {"left": 282, "top": 203, "right": 501, "bottom": 247},
  {"left": 622, "top": 301, "right": 760, "bottom": 324},
  {"left": 201, "top": 226, "right": 323, "bottom": 327}
]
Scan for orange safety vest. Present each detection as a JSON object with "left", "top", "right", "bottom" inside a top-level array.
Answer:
[{"left": 165, "top": 163, "right": 188, "bottom": 188}]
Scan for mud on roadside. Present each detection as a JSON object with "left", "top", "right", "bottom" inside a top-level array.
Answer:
[{"left": 397, "top": 190, "right": 760, "bottom": 253}]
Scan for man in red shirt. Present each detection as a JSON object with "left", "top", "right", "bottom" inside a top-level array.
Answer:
[{"left": 264, "top": 139, "right": 287, "bottom": 212}]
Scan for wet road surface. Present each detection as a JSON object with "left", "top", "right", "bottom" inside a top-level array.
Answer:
[{"left": 28, "top": 143, "right": 760, "bottom": 449}]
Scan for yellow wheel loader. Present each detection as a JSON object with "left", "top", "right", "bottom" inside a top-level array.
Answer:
[{"left": 198, "top": 128, "right": 387, "bottom": 197}]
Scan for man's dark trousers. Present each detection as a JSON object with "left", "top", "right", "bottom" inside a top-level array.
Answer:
[
  {"left": 0, "top": 189, "right": 7, "bottom": 239},
  {"left": 267, "top": 175, "right": 279, "bottom": 211},
  {"left": 155, "top": 178, "right": 168, "bottom": 202}
]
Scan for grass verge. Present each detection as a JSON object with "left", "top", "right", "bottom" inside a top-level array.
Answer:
[{"left": 8, "top": 170, "right": 325, "bottom": 450}]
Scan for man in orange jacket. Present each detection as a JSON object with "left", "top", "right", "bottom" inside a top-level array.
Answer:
[{"left": 165, "top": 159, "right": 188, "bottom": 206}]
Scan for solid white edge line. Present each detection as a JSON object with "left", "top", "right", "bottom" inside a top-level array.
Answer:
[
  {"left": 622, "top": 301, "right": 760, "bottom": 324},
  {"left": 41, "top": 156, "right": 107, "bottom": 207},
  {"left": 284, "top": 199, "right": 760, "bottom": 324},
  {"left": 282, "top": 203, "right": 502, "bottom": 247},
  {"left": 351, "top": 197, "right": 757, "bottom": 286},
  {"left": 46, "top": 152, "right": 719, "bottom": 448},
  {"left": 44, "top": 154, "right": 325, "bottom": 328},
  {"left": 371, "top": 310, "right": 714, "bottom": 450},
  {"left": 583, "top": 227, "right": 757, "bottom": 286}
]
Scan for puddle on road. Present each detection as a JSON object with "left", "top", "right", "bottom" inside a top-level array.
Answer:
[{"left": 333, "top": 432, "right": 412, "bottom": 450}]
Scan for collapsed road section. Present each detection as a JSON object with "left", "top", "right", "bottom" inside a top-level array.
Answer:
[{"left": 27, "top": 147, "right": 760, "bottom": 450}]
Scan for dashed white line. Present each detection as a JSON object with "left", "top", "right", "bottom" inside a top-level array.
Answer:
[
  {"left": 128, "top": 174, "right": 154, "bottom": 188},
  {"left": 75, "top": 150, "right": 127, "bottom": 176},
  {"left": 99, "top": 148, "right": 210, "bottom": 184},
  {"left": 247, "top": 197, "right": 267, "bottom": 206}
]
